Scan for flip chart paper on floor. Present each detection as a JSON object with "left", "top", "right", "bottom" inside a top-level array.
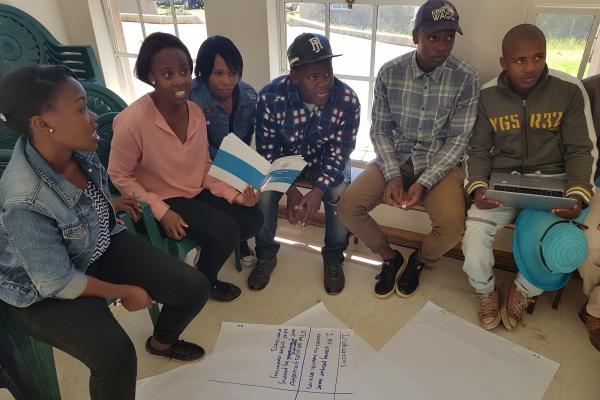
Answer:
[
  {"left": 202, "top": 322, "right": 354, "bottom": 399},
  {"left": 370, "top": 301, "right": 560, "bottom": 400}
]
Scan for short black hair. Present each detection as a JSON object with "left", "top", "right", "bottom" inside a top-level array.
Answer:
[
  {"left": 135, "top": 32, "right": 193, "bottom": 85},
  {"left": 194, "top": 35, "right": 243, "bottom": 81},
  {"left": 502, "top": 24, "right": 546, "bottom": 56},
  {"left": 0, "top": 65, "right": 77, "bottom": 138}
]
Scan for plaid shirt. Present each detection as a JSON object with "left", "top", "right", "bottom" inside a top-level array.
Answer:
[
  {"left": 256, "top": 75, "right": 360, "bottom": 192},
  {"left": 371, "top": 51, "right": 480, "bottom": 189}
]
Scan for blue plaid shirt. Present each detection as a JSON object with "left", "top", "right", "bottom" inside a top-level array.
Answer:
[
  {"left": 256, "top": 75, "right": 360, "bottom": 192},
  {"left": 188, "top": 78, "right": 257, "bottom": 159},
  {"left": 371, "top": 51, "right": 480, "bottom": 189}
]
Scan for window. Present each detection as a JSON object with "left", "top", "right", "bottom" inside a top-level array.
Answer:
[
  {"left": 280, "top": 1, "right": 424, "bottom": 162},
  {"left": 101, "top": 0, "right": 207, "bottom": 102},
  {"left": 528, "top": 5, "right": 600, "bottom": 79}
]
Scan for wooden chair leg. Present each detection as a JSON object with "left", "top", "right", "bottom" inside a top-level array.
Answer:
[{"left": 552, "top": 287, "right": 564, "bottom": 310}]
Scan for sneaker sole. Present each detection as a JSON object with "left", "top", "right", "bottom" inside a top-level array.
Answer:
[
  {"left": 374, "top": 263, "right": 406, "bottom": 299},
  {"left": 145, "top": 350, "right": 206, "bottom": 364},
  {"left": 240, "top": 258, "right": 257, "bottom": 269}
]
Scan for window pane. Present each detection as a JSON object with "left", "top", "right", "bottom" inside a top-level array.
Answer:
[
  {"left": 342, "top": 79, "right": 374, "bottom": 161},
  {"left": 374, "top": 5, "right": 419, "bottom": 75},
  {"left": 144, "top": 0, "right": 177, "bottom": 38},
  {"left": 536, "top": 13, "right": 595, "bottom": 77},
  {"left": 125, "top": 57, "right": 154, "bottom": 100},
  {"left": 329, "top": 4, "right": 372, "bottom": 77},
  {"left": 174, "top": 6, "right": 207, "bottom": 59},
  {"left": 583, "top": 24, "right": 600, "bottom": 78},
  {"left": 285, "top": 3, "right": 325, "bottom": 58},
  {"left": 114, "top": 0, "right": 147, "bottom": 54}
]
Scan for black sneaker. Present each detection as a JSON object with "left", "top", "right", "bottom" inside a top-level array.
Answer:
[
  {"left": 145, "top": 338, "right": 205, "bottom": 363},
  {"left": 210, "top": 281, "right": 242, "bottom": 302},
  {"left": 247, "top": 257, "right": 277, "bottom": 291},
  {"left": 324, "top": 262, "right": 345, "bottom": 294},
  {"left": 396, "top": 252, "right": 425, "bottom": 298},
  {"left": 374, "top": 251, "right": 405, "bottom": 298}
]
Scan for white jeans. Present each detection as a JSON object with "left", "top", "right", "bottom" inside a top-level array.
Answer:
[{"left": 461, "top": 205, "right": 544, "bottom": 297}]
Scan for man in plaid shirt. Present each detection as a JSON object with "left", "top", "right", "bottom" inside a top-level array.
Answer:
[
  {"left": 339, "top": 0, "right": 480, "bottom": 299},
  {"left": 248, "top": 33, "right": 360, "bottom": 295}
]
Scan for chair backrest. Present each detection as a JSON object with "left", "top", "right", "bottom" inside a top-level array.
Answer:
[{"left": 0, "top": 4, "right": 104, "bottom": 85}]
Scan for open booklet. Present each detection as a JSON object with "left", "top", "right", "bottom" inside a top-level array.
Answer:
[{"left": 209, "top": 133, "right": 307, "bottom": 193}]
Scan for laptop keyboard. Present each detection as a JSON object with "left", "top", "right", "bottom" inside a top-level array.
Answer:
[{"left": 493, "top": 185, "right": 564, "bottom": 197}]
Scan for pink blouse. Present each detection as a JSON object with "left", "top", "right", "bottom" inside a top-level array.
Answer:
[{"left": 108, "top": 94, "right": 238, "bottom": 220}]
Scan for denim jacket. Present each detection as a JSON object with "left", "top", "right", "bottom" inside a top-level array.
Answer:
[
  {"left": 0, "top": 137, "right": 123, "bottom": 307},
  {"left": 188, "top": 78, "right": 257, "bottom": 159}
]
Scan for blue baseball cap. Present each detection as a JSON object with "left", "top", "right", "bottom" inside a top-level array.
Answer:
[
  {"left": 513, "top": 208, "right": 589, "bottom": 291},
  {"left": 414, "top": 0, "right": 463, "bottom": 35}
]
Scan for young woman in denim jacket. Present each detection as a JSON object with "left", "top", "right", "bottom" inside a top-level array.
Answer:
[
  {"left": 188, "top": 35, "right": 259, "bottom": 269},
  {"left": 0, "top": 65, "right": 210, "bottom": 400}
]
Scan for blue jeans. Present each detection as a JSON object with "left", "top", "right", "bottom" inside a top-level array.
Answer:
[{"left": 255, "top": 166, "right": 350, "bottom": 266}]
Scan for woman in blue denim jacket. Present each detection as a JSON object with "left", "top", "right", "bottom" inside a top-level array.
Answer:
[
  {"left": 0, "top": 65, "right": 210, "bottom": 399},
  {"left": 188, "top": 35, "right": 259, "bottom": 268}
]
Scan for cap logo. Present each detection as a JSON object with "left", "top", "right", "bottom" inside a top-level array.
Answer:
[
  {"left": 431, "top": 4, "right": 456, "bottom": 22},
  {"left": 308, "top": 37, "right": 324, "bottom": 53}
]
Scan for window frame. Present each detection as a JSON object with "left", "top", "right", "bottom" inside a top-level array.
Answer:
[
  {"left": 100, "top": 0, "right": 205, "bottom": 102},
  {"left": 276, "top": 0, "right": 424, "bottom": 164},
  {"left": 526, "top": 3, "right": 600, "bottom": 79}
]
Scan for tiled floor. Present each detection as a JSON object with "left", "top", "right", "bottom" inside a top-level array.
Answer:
[{"left": 1, "top": 221, "right": 599, "bottom": 399}]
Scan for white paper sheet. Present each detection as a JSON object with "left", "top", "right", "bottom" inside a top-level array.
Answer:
[
  {"left": 370, "top": 302, "right": 560, "bottom": 400},
  {"left": 201, "top": 322, "right": 354, "bottom": 399},
  {"left": 137, "top": 303, "right": 360, "bottom": 399},
  {"left": 137, "top": 302, "right": 559, "bottom": 400}
]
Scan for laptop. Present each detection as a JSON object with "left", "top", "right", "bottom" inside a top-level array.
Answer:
[{"left": 485, "top": 172, "right": 576, "bottom": 210}]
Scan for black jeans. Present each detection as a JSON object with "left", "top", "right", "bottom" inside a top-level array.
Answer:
[
  {"left": 165, "top": 190, "right": 263, "bottom": 283},
  {"left": 6, "top": 231, "right": 210, "bottom": 400}
]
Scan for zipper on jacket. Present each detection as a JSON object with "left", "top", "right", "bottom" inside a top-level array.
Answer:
[{"left": 520, "top": 98, "right": 528, "bottom": 173}]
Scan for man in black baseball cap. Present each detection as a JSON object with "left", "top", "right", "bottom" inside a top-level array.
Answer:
[
  {"left": 248, "top": 33, "right": 360, "bottom": 295},
  {"left": 287, "top": 32, "right": 341, "bottom": 69}
]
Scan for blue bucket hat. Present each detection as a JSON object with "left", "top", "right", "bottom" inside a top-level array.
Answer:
[{"left": 513, "top": 208, "right": 589, "bottom": 291}]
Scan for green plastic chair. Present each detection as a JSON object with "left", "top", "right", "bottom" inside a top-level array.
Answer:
[{"left": 0, "top": 4, "right": 104, "bottom": 84}]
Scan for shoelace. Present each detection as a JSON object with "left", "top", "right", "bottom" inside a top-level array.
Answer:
[
  {"left": 375, "top": 262, "right": 396, "bottom": 281},
  {"left": 326, "top": 264, "right": 340, "bottom": 279},
  {"left": 479, "top": 292, "right": 499, "bottom": 318},
  {"left": 509, "top": 294, "right": 534, "bottom": 324}
]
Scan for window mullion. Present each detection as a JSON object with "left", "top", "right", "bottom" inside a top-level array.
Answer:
[
  {"left": 135, "top": 0, "right": 147, "bottom": 38},
  {"left": 578, "top": 14, "right": 600, "bottom": 78},
  {"left": 368, "top": 4, "right": 379, "bottom": 127},
  {"left": 170, "top": 0, "right": 180, "bottom": 37},
  {"left": 325, "top": 1, "right": 331, "bottom": 38}
]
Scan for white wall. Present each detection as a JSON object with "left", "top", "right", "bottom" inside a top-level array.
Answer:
[{"left": 205, "top": 0, "right": 276, "bottom": 90}]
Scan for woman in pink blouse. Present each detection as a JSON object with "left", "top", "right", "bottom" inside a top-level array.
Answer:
[{"left": 109, "top": 33, "right": 263, "bottom": 302}]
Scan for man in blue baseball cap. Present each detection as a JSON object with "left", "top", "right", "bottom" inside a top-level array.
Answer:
[
  {"left": 249, "top": 33, "right": 360, "bottom": 295},
  {"left": 339, "top": 0, "right": 479, "bottom": 299}
]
